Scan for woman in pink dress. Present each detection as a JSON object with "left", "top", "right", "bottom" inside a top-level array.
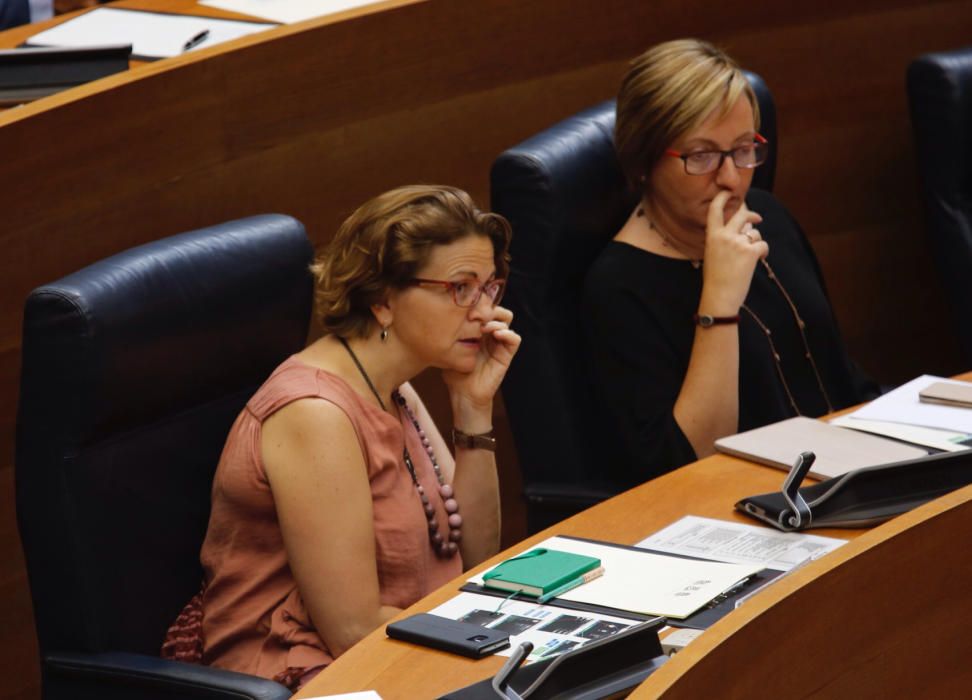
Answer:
[{"left": 163, "top": 185, "right": 519, "bottom": 689}]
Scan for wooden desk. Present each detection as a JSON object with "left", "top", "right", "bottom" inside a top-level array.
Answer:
[{"left": 298, "top": 452, "right": 972, "bottom": 699}]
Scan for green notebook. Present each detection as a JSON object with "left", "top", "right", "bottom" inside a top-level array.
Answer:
[{"left": 482, "top": 548, "right": 601, "bottom": 597}]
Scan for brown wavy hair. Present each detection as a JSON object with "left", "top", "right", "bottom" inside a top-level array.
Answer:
[
  {"left": 615, "top": 39, "right": 760, "bottom": 189},
  {"left": 310, "top": 185, "right": 512, "bottom": 339}
]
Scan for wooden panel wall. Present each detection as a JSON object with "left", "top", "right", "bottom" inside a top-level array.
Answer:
[{"left": 2, "top": 1, "right": 971, "bottom": 697}]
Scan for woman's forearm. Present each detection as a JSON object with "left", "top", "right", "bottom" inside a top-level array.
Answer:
[
  {"left": 450, "top": 397, "right": 501, "bottom": 567},
  {"left": 673, "top": 320, "right": 740, "bottom": 458}
]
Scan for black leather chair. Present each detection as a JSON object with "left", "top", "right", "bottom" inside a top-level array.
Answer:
[
  {"left": 493, "top": 72, "right": 778, "bottom": 533},
  {"left": 0, "top": 0, "right": 29, "bottom": 30},
  {"left": 15, "top": 215, "right": 313, "bottom": 699},
  {"left": 907, "top": 46, "right": 972, "bottom": 365}
]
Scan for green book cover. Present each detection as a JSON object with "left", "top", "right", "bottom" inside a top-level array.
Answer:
[{"left": 482, "top": 548, "right": 601, "bottom": 596}]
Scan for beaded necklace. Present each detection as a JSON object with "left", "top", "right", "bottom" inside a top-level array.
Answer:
[
  {"left": 741, "top": 259, "right": 834, "bottom": 415},
  {"left": 636, "top": 207, "right": 833, "bottom": 416},
  {"left": 339, "top": 337, "right": 461, "bottom": 558}
]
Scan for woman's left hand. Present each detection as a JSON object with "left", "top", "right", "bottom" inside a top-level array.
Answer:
[{"left": 443, "top": 305, "right": 521, "bottom": 415}]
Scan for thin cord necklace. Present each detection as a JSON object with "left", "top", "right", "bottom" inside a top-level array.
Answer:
[
  {"left": 636, "top": 206, "right": 833, "bottom": 416},
  {"left": 338, "top": 337, "right": 461, "bottom": 558},
  {"left": 636, "top": 206, "right": 702, "bottom": 268},
  {"left": 742, "top": 259, "right": 834, "bottom": 415}
]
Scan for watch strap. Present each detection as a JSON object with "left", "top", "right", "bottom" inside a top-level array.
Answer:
[
  {"left": 693, "top": 313, "right": 740, "bottom": 327},
  {"left": 452, "top": 427, "right": 496, "bottom": 451}
]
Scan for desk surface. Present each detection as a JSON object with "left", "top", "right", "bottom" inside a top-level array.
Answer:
[
  {"left": 298, "top": 449, "right": 972, "bottom": 699},
  {"left": 0, "top": 1, "right": 259, "bottom": 50}
]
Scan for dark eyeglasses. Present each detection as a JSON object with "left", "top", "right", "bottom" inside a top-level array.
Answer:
[
  {"left": 408, "top": 277, "right": 506, "bottom": 308},
  {"left": 665, "top": 134, "right": 769, "bottom": 175}
]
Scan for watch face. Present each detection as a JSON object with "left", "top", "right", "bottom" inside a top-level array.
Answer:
[{"left": 698, "top": 315, "right": 714, "bottom": 327}]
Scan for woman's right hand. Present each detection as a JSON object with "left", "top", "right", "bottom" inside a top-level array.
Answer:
[{"left": 698, "top": 190, "right": 769, "bottom": 315}]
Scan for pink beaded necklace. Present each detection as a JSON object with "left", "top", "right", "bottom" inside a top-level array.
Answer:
[{"left": 340, "top": 337, "right": 462, "bottom": 558}]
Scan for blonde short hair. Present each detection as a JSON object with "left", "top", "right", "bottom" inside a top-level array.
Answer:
[
  {"left": 615, "top": 39, "right": 760, "bottom": 188},
  {"left": 310, "top": 185, "right": 512, "bottom": 339}
]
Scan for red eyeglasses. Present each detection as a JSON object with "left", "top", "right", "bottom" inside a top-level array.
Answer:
[
  {"left": 408, "top": 277, "right": 506, "bottom": 308},
  {"left": 665, "top": 134, "right": 769, "bottom": 175}
]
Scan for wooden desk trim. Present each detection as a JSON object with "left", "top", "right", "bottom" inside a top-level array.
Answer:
[{"left": 641, "top": 482, "right": 972, "bottom": 698}]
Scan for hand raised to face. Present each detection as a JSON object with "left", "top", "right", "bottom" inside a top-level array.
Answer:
[
  {"left": 442, "top": 303, "right": 520, "bottom": 416},
  {"left": 698, "top": 191, "right": 769, "bottom": 316}
]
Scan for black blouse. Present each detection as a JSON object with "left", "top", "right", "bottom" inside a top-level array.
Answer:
[{"left": 580, "top": 189, "right": 876, "bottom": 488}]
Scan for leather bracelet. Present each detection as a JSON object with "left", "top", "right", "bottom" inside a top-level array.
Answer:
[
  {"left": 452, "top": 427, "right": 497, "bottom": 452},
  {"left": 693, "top": 313, "right": 740, "bottom": 328}
]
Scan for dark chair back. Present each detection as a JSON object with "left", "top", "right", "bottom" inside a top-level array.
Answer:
[
  {"left": 907, "top": 46, "right": 972, "bottom": 363},
  {"left": 492, "top": 72, "right": 777, "bottom": 532},
  {"left": 15, "top": 215, "right": 312, "bottom": 697},
  {"left": 0, "top": 0, "right": 29, "bottom": 30}
]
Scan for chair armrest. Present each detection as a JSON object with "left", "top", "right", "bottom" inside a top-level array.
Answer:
[{"left": 44, "top": 651, "right": 292, "bottom": 700}]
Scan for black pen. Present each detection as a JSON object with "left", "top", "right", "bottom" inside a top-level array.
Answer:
[{"left": 182, "top": 29, "right": 210, "bottom": 52}]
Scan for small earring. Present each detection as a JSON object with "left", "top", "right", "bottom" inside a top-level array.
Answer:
[{"left": 380, "top": 326, "right": 389, "bottom": 342}]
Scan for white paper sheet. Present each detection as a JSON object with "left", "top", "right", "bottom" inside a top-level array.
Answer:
[
  {"left": 303, "top": 693, "right": 383, "bottom": 700},
  {"left": 829, "top": 415, "right": 971, "bottom": 452},
  {"left": 468, "top": 536, "right": 763, "bottom": 619},
  {"left": 636, "top": 515, "right": 846, "bottom": 572},
  {"left": 26, "top": 7, "right": 276, "bottom": 60},
  {"left": 848, "top": 375, "right": 972, "bottom": 434},
  {"left": 200, "top": 0, "right": 382, "bottom": 24}
]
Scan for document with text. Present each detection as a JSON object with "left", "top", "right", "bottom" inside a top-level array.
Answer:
[{"left": 637, "top": 515, "right": 846, "bottom": 572}]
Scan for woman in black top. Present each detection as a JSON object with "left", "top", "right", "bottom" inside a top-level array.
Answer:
[{"left": 581, "top": 39, "right": 875, "bottom": 487}]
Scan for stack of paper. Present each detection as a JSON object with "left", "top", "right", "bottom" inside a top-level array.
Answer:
[
  {"left": 637, "top": 515, "right": 846, "bottom": 572},
  {"left": 833, "top": 375, "right": 972, "bottom": 450}
]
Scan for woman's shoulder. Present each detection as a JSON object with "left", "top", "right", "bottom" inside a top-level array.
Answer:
[
  {"left": 583, "top": 240, "right": 690, "bottom": 303},
  {"left": 587, "top": 240, "right": 661, "bottom": 282},
  {"left": 247, "top": 356, "right": 371, "bottom": 422},
  {"left": 256, "top": 362, "right": 384, "bottom": 468}
]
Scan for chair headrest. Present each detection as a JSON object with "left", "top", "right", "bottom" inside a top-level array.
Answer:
[
  {"left": 19, "top": 214, "right": 314, "bottom": 447},
  {"left": 908, "top": 46, "right": 972, "bottom": 195},
  {"left": 491, "top": 100, "right": 633, "bottom": 294}
]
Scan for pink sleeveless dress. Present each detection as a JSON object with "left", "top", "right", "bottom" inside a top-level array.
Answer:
[{"left": 162, "top": 356, "right": 462, "bottom": 687}]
